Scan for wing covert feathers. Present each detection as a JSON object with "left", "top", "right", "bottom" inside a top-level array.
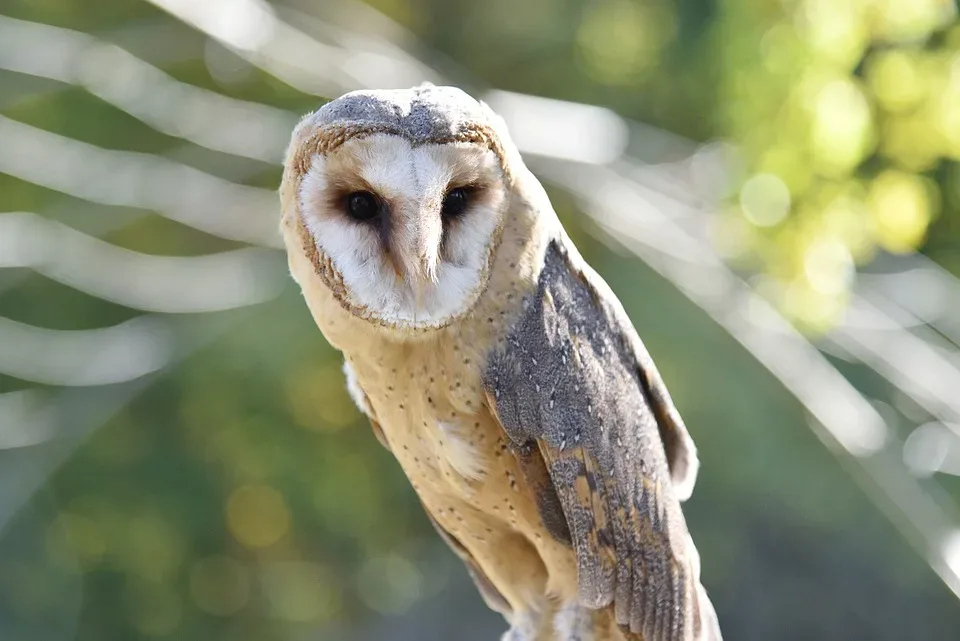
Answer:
[{"left": 484, "top": 239, "right": 716, "bottom": 640}]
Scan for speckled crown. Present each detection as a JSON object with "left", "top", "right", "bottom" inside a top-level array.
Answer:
[
  {"left": 306, "top": 83, "right": 489, "bottom": 142},
  {"left": 287, "top": 84, "right": 512, "bottom": 179}
]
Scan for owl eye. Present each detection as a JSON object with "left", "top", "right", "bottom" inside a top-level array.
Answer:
[
  {"left": 345, "top": 191, "right": 380, "bottom": 221},
  {"left": 441, "top": 187, "right": 469, "bottom": 220}
]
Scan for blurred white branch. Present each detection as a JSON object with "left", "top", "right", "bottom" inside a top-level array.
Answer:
[
  {"left": 861, "top": 254, "right": 960, "bottom": 341},
  {"left": 0, "top": 14, "right": 297, "bottom": 163},
  {"left": 147, "top": 0, "right": 440, "bottom": 96},
  {"left": 0, "top": 315, "right": 172, "bottom": 386},
  {"left": 0, "top": 114, "right": 281, "bottom": 247},
  {"left": 832, "top": 295, "right": 960, "bottom": 428},
  {"left": 481, "top": 90, "right": 629, "bottom": 165},
  {"left": 0, "top": 212, "right": 286, "bottom": 313}
]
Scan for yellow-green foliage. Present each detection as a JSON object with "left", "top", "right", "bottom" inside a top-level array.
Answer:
[{"left": 717, "top": 0, "right": 957, "bottom": 330}]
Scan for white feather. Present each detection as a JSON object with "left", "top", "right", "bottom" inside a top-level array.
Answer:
[
  {"left": 342, "top": 360, "right": 373, "bottom": 419},
  {"left": 438, "top": 421, "right": 486, "bottom": 481},
  {"left": 553, "top": 602, "right": 593, "bottom": 641}
]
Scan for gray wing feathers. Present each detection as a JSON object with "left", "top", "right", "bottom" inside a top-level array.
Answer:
[
  {"left": 570, "top": 249, "right": 700, "bottom": 501},
  {"left": 484, "top": 239, "right": 717, "bottom": 640}
]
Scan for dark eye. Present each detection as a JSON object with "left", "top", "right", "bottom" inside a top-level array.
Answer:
[
  {"left": 441, "top": 187, "right": 469, "bottom": 220},
  {"left": 346, "top": 191, "right": 380, "bottom": 221}
]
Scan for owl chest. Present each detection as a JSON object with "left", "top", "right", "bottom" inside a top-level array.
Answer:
[
  {"left": 378, "top": 385, "right": 485, "bottom": 488},
  {"left": 355, "top": 357, "right": 512, "bottom": 499}
]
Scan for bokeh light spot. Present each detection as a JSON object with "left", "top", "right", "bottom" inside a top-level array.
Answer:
[
  {"left": 880, "top": 114, "right": 941, "bottom": 172},
  {"left": 873, "top": 0, "right": 955, "bottom": 44},
  {"left": 356, "top": 554, "right": 424, "bottom": 614},
  {"left": 867, "top": 170, "right": 935, "bottom": 254},
  {"left": 867, "top": 50, "right": 926, "bottom": 113},
  {"left": 45, "top": 511, "right": 105, "bottom": 572},
  {"left": 226, "top": 484, "right": 291, "bottom": 548},
  {"left": 810, "top": 79, "right": 874, "bottom": 176},
  {"left": 740, "top": 173, "right": 791, "bottom": 227},
  {"left": 800, "top": 0, "right": 868, "bottom": 68}
]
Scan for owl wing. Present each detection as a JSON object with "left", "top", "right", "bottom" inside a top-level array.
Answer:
[
  {"left": 483, "top": 238, "right": 712, "bottom": 640},
  {"left": 341, "top": 360, "right": 513, "bottom": 617}
]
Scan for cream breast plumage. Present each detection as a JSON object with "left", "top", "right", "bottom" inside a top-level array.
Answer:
[{"left": 278, "top": 83, "right": 721, "bottom": 641}]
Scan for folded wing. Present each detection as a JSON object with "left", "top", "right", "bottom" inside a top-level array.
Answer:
[{"left": 484, "top": 238, "right": 716, "bottom": 640}]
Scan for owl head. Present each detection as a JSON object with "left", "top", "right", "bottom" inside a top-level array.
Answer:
[{"left": 280, "top": 84, "right": 525, "bottom": 334}]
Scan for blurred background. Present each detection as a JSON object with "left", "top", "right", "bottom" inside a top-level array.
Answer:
[{"left": 2, "top": 0, "right": 960, "bottom": 639}]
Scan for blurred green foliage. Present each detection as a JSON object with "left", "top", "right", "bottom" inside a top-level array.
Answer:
[
  {"left": 713, "top": 0, "right": 960, "bottom": 331},
  {"left": 1, "top": 0, "right": 960, "bottom": 640}
]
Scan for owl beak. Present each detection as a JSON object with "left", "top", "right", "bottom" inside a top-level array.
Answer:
[
  {"left": 390, "top": 253, "right": 435, "bottom": 321},
  {"left": 400, "top": 253, "right": 438, "bottom": 296},
  {"left": 391, "top": 208, "right": 442, "bottom": 308},
  {"left": 405, "top": 223, "right": 442, "bottom": 278}
]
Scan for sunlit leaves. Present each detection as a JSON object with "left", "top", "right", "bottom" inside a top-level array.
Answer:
[
  {"left": 868, "top": 170, "right": 939, "bottom": 253},
  {"left": 809, "top": 78, "right": 875, "bottom": 176},
  {"left": 719, "top": 0, "right": 958, "bottom": 329},
  {"left": 798, "top": 0, "right": 869, "bottom": 68},
  {"left": 866, "top": 50, "right": 928, "bottom": 114},
  {"left": 872, "top": 0, "right": 956, "bottom": 44}
]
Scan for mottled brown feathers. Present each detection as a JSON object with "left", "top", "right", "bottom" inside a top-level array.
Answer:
[{"left": 484, "top": 240, "right": 704, "bottom": 640}]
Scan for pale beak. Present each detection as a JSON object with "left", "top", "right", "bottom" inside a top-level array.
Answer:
[{"left": 391, "top": 208, "right": 443, "bottom": 311}]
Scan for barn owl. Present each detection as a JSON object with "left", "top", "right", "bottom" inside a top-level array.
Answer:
[{"left": 278, "top": 84, "right": 721, "bottom": 641}]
